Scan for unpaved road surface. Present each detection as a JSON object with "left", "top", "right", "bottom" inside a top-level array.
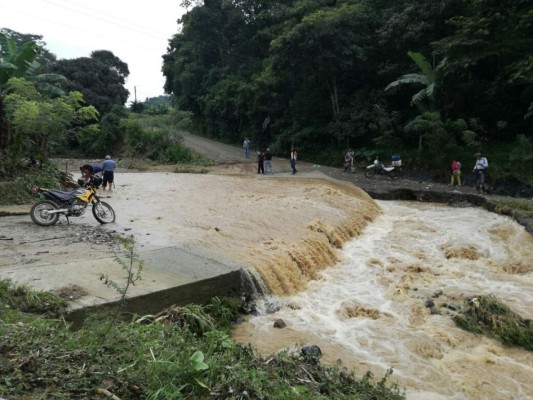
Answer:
[
  {"left": 0, "top": 133, "right": 530, "bottom": 307},
  {"left": 0, "top": 134, "right": 379, "bottom": 307}
]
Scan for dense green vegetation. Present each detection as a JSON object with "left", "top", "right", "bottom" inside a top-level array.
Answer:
[
  {"left": 49, "top": 50, "right": 130, "bottom": 115},
  {"left": 0, "top": 281, "right": 405, "bottom": 399},
  {"left": 453, "top": 295, "right": 533, "bottom": 351},
  {"left": 163, "top": 0, "right": 532, "bottom": 182},
  {"left": 1, "top": 2, "right": 531, "bottom": 186},
  {"left": 0, "top": 30, "right": 195, "bottom": 175}
]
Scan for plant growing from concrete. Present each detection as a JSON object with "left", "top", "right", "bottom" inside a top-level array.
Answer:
[
  {"left": 95, "top": 234, "right": 143, "bottom": 348},
  {"left": 99, "top": 234, "right": 143, "bottom": 300}
]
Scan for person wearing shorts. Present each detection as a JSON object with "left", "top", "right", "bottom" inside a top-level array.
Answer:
[{"left": 102, "top": 155, "right": 116, "bottom": 191}]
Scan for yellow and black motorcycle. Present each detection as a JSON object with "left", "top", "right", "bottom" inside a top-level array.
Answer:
[{"left": 30, "top": 175, "right": 115, "bottom": 226}]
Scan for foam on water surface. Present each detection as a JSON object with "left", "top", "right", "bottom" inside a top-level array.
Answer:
[{"left": 233, "top": 201, "right": 533, "bottom": 400}]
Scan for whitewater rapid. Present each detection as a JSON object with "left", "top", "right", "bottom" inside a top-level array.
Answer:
[{"left": 233, "top": 201, "right": 533, "bottom": 400}]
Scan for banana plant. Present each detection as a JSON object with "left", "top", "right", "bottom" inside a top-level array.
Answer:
[
  {"left": 0, "top": 33, "right": 39, "bottom": 85},
  {"left": 385, "top": 51, "right": 446, "bottom": 114},
  {"left": 0, "top": 33, "right": 65, "bottom": 94},
  {"left": 0, "top": 33, "right": 66, "bottom": 173}
]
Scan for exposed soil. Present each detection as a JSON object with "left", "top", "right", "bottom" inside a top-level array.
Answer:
[{"left": 0, "top": 133, "right": 531, "bottom": 288}]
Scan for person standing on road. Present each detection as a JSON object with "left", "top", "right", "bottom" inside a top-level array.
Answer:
[
  {"left": 257, "top": 149, "right": 265, "bottom": 174},
  {"left": 473, "top": 152, "right": 489, "bottom": 193},
  {"left": 344, "top": 149, "right": 354, "bottom": 172},
  {"left": 264, "top": 147, "right": 273, "bottom": 174},
  {"left": 451, "top": 159, "right": 462, "bottom": 186},
  {"left": 243, "top": 137, "right": 251, "bottom": 158},
  {"left": 290, "top": 147, "right": 298, "bottom": 175},
  {"left": 102, "top": 155, "right": 117, "bottom": 191}
]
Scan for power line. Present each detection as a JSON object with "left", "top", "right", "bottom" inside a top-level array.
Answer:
[
  {"left": 49, "top": 0, "right": 179, "bottom": 38},
  {"left": 42, "top": 0, "right": 172, "bottom": 40},
  {"left": 0, "top": 4, "right": 168, "bottom": 55}
]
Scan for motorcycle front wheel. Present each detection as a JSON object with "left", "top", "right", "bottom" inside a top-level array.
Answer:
[
  {"left": 92, "top": 201, "right": 116, "bottom": 224},
  {"left": 364, "top": 168, "right": 376, "bottom": 178},
  {"left": 30, "top": 200, "right": 60, "bottom": 226}
]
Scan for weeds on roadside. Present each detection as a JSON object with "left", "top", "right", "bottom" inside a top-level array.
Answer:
[
  {"left": 493, "top": 198, "right": 533, "bottom": 217},
  {"left": 453, "top": 295, "right": 533, "bottom": 351},
  {"left": 0, "top": 284, "right": 405, "bottom": 399},
  {"left": 0, "top": 280, "right": 67, "bottom": 316}
]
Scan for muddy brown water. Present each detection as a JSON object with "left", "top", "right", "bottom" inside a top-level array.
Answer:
[{"left": 2, "top": 135, "right": 531, "bottom": 399}]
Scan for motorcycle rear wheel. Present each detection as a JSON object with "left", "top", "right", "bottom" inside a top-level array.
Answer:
[
  {"left": 364, "top": 168, "right": 376, "bottom": 178},
  {"left": 390, "top": 169, "right": 402, "bottom": 180},
  {"left": 30, "top": 200, "right": 60, "bottom": 226},
  {"left": 92, "top": 201, "right": 116, "bottom": 224}
]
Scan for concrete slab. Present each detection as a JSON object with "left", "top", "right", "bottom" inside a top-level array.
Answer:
[
  {"left": 0, "top": 211, "right": 248, "bottom": 316},
  {"left": 0, "top": 166, "right": 376, "bottom": 317}
]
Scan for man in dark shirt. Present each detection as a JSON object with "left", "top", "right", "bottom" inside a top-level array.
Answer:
[{"left": 257, "top": 150, "right": 265, "bottom": 174}]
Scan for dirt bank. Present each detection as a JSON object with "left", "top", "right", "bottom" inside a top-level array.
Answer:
[
  {"left": 0, "top": 158, "right": 381, "bottom": 301},
  {"left": 1, "top": 133, "right": 531, "bottom": 305}
]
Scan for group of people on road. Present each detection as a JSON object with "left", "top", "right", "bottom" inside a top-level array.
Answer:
[
  {"left": 244, "top": 137, "right": 298, "bottom": 175},
  {"left": 256, "top": 148, "right": 274, "bottom": 174},
  {"left": 451, "top": 152, "right": 489, "bottom": 193},
  {"left": 79, "top": 155, "right": 117, "bottom": 191},
  {"left": 245, "top": 136, "right": 490, "bottom": 192}
]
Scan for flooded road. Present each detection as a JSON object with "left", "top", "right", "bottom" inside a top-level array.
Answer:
[{"left": 233, "top": 201, "right": 533, "bottom": 400}]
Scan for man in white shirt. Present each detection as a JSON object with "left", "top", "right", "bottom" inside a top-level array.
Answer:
[
  {"left": 473, "top": 152, "right": 489, "bottom": 193},
  {"left": 290, "top": 148, "right": 298, "bottom": 174}
]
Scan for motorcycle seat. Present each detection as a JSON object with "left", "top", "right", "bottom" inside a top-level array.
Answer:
[{"left": 47, "top": 188, "right": 84, "bottom": 201}]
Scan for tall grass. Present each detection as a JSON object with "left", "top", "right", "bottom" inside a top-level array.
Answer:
[
  {"left": 453, "top": 295, "right": 533, "bottom": 351},
  {"left": 0, "top": 281, "right": 405, "bottom": 399},
  {"left": 0, "top": 280, "right": 67, "bottom": 316},
  {"left": 493, "top": 198, "right": 533, "bottom": 217}
]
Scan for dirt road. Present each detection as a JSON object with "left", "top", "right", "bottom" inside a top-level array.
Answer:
[
  {"left": 0, "top": 134, "right": 381, "bottom": 310},
  {"left": 181, "top": 132, "right": 532, "bottom": 234}
]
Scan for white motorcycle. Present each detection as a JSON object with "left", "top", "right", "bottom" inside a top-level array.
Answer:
[{"left": 364, "top": 158, "right": 402, "bottom": 180}]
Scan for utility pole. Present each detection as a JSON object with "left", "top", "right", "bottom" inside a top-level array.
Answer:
[{"left": 134, "top": 86, "right": 137, "bottom": 103}]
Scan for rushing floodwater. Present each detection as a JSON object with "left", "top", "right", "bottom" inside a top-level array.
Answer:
[{"left": 233, "top": 201, "right": 533, "bottom": 400}]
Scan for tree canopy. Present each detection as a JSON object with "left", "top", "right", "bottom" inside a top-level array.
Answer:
[
  {"left": 162, "top": 0, "right": 532, "bottom": 169},
  {"left": 0, "top": 31, "right": 130, "bottom": 174},
  {"left": 50, "top": 50, "right": 130, "bottom": 114}
]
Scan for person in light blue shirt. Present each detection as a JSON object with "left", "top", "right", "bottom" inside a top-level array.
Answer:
[
  {"left": 243, "top": 138, "right": 250, "bottom": 158},
  {"left": 102, "top": 155, "right": 117, "bottom": 191}
]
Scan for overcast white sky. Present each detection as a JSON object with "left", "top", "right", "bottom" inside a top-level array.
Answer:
[{"left": 0, "top": 0, "right": 186, "bottom": 103}]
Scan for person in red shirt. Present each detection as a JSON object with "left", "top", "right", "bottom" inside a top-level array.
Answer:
[{"left": 451, "top": 159, "right": 461, "bottom": 186}]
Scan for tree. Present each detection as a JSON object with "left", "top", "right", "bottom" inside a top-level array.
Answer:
[
  {"left": 385, "top": 51, "right": 447, "bottom": 150},
  {"left": 50, "top": 50, "right": 129, "bottom": 114},
  {"left": 431, "top": 0, "right": 533, "bottom": 135},
  {"left": 385, "top": 51, "right": 446, "bottom": 114},
  {"left": 163, "top": 4, "right": 226, "bottom": 117},
  {"left": 0, "top": 28, "right": 57, "bottom": 73},
  {"left": 161, "top": 0, "right": 532, "bottom": 171},
  {"left": 0, "top": 32, "right": 66, "bottom": 173},
  {"left": 4, "top": 78, "right": 98, "bottom": 165},
  {"left": 78, "top": 105, "right": 126, "bottom": 156},
  {"left": 270, "top": 2, "right": 372, "bottom": 120}
]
